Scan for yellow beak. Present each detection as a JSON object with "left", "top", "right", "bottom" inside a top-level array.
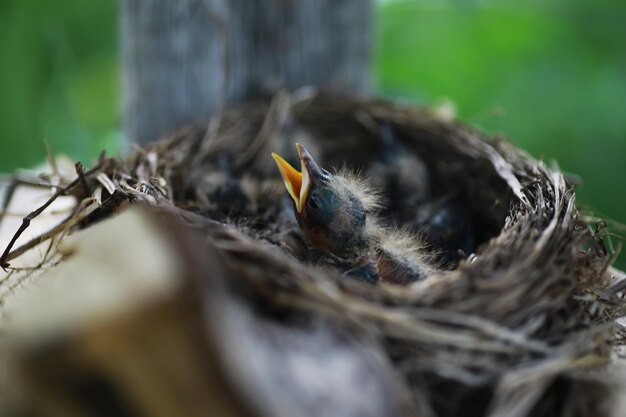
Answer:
[{"left": 271, "top": 144, "right": 311, "bottom": 213}]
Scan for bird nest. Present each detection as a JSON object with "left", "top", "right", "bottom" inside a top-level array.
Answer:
[{"left": 2, "top": 92, "right": 625, "bottom": 417}]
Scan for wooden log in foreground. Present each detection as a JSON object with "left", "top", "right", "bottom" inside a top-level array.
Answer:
[
  {"left": 3, "top": 208, "right": 418, "bottom": 417},
  {"left": 4, "top": 209, "right": 249, "bottom": 417}
]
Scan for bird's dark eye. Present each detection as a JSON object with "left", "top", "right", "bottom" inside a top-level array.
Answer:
[{"left": 307, "top": 197, "right": 319, "bottom": 210}]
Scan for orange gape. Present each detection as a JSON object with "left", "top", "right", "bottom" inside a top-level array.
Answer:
[{"left": 272, "top": 143, "right": 433, "bottom": 285}]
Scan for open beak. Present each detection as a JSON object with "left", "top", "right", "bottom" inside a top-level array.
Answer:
[{"left": 271, "top": 143, "right": 321, "bottom": 213}]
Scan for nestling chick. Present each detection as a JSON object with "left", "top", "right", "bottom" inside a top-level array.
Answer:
[{"left": 272, "top": 144, "right": 434, "bottom": 284}]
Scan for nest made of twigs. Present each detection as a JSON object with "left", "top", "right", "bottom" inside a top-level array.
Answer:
[{"left": 2, "top": 92, "right": 625, "bottom": 417}]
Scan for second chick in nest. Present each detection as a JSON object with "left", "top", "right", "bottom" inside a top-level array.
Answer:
[{"left": 272, "top": 144, "right": 435, "bottom": 285}]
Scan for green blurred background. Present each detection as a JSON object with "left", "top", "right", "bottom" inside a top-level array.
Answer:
[{"left": 1, "top": 0, "right": 624, "bottom": 265}]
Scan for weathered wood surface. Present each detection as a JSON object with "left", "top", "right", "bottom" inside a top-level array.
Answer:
[
  {"left": 3, "top": 209, "right": 419, "bottom": 417},
  {"left": 121, "top": 0, "right": 373, "bottom": 144}
]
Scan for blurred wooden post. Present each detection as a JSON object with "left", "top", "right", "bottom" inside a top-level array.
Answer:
[{"left": 121, "top": 0, "right": 373, "bottom": 145}]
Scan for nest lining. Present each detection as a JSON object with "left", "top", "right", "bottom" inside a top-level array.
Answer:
[{"left": 1, "top": 92, "right": 624, "bottom": 417}]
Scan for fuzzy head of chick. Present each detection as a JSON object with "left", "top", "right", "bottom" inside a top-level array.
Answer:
[{"left": 272, "top": 144, "right": 378, "bottom": 256}]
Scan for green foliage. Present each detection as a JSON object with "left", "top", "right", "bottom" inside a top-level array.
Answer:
[
  {"left": 0, "top": 0, "right": 118, "bottom": 171},
  {"left": 0, "top": 0, "right": 623, "bottom": 265}
]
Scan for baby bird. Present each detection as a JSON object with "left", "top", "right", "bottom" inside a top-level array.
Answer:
[{"left": 272, "top": 144, "right": 434, "bottom": 285}]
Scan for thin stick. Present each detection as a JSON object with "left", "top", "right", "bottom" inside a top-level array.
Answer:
[
  {"left": 0, "top": 177, "right": 19, "bottom": 234},
  {"left": 75, "top": 161, "right": 91, "bottom": 195},
  {"left": 607, "top": 267, "right": 626, "bottom": 294},
  {"left": 0, "top": 176, "right": 57, "bottom": 238},
  {"left": 2, "top": 215, "right": 73, "bottom": 266},
  {"left": 0, "top": 176, "right": 54, "bottom": 188},
  {"left": 1, "top": 196, "right": 98, "bottom": 267},
  {"left": 2, "top": 237, "right": 58, "bottom": 274},
  {"left": 45, "top": 139, "right": 60, "bottom": 178},
  {"left": 0, "top": 162, "right": 103, "bottom": 269}
]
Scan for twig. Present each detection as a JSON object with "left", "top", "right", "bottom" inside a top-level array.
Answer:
[
  {"left": 0, "top": 177, "right": 19, "bottom": 234},
  {"left": 0, "top": 176, "right": 53, "bottom": 188},
  {"left": 45, "top": 139, "right": 59, "bottom": 178},
  {"left": 0, "top": 196, "right": 98, "bottom": 267},
  {"left": 607, "top": 267, "right": 626, "bottom": 294},
  {"left": 75, "top": 161, "right": 91, "bottom": 195},
  {"left": 2, "top": 237, "right": 57, "bottom": 274},
  {"left": 0, "top": 162, "right": 103, "bottom": 269},
  {"left": 0, "top": 176, "right": 55, "bottom": 234}
]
